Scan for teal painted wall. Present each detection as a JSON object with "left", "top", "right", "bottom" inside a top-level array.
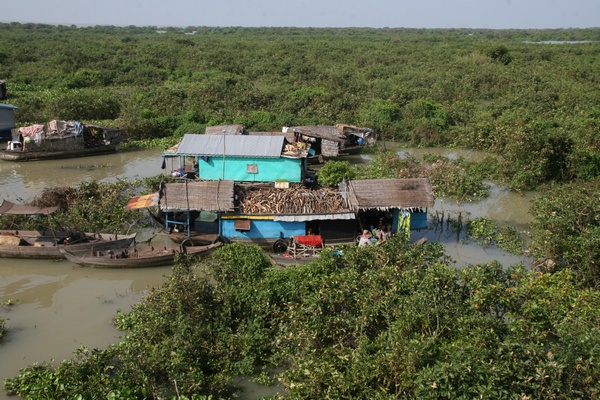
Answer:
[
  {"left": 199, "top": 157, "right": 302, "bottom": 182},
  {"left": 392, "top": 209, "right": 428, "bottom": 232},
  {"left": 410, "top": 212, "right": 428, "bottom": 230},
  {"left": 222, "top": 219, "right": 306, "bottom": 240}
]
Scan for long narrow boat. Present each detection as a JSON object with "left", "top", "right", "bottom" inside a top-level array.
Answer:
[
  {"left": 60, "top": 242, "right": 222, "bottom": 268},
  {"left": 0, "top": 230, "right": 138, "bottom": 259},
  {"left": 0, "top": 199, "right": 137, "bottom": 259}
]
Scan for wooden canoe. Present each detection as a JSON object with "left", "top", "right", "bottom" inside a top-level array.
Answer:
[
  {"left": 60, "top": 242, "right": 222, "bottom": 268},
  {"left": 0, "top": 230, "right": 137, "bottom": 259}
]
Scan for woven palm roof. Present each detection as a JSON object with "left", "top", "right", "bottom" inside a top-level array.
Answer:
[
  {"left": 205, "top": 124, "right": 246, "bottom": 135},
  {"left": 159, "top": 180, "right": 235, "bottom": 212},
  {"left": 344, "top": 178, "right": 435, "bottom": 210},
  {"left": 287, "top": 126, "right": 346, "bottom": 143}
]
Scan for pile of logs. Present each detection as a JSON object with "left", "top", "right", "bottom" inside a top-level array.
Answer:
[{"left": 239, "top": 185, "right": 350, "bottom": 214}]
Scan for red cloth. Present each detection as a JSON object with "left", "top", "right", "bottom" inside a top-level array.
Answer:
[{"left": 294, "top": 235, "right": 323, "bottom": 247}]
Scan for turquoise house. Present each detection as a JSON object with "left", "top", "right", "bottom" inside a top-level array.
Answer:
[{"left": 165, "top": 134, "right": 304, "bottom": 183}]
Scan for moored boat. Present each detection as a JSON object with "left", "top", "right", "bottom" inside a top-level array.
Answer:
[
  {"left": 0, "top": 143, "right": 119, "bottom": 161},
  {"left": 0, "top": 120, "right": 121, "bottom": 162},
  {"left": 60, "top": 241, "right": 222, "bottom": 268},
  {"left": 0, "top": 199, "right": 137, "bottom": 259},
  {"left": 0, "top": 229, "right": 138, "bottom": 259}
]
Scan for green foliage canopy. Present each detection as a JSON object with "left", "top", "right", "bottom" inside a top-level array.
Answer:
[{"left": 6, "top": 239, "right": 600, "bottom": 399}]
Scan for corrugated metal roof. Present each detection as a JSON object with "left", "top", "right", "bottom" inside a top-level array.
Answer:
[
  {"left": 344, "top": 178, "right": 435, "bottom": 210},
  {"left": 175, "top": 134, "right": 285, "bottom": 158}
]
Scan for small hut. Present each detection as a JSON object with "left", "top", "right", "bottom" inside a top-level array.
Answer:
[
  {"left": 159, "top": 180, "right": 236, "bottom": 237},
  {"left": 341, "top": 178, "right": 435, "bottom": 234}
]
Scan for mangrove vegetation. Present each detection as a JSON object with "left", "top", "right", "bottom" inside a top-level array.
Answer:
[{"left": 1, "top": 24, "right": 600, "bottom": 398}]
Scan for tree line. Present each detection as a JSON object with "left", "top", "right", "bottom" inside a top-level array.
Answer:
[{"left": 1, "top": 23, "right": 599, "bottom": 189}]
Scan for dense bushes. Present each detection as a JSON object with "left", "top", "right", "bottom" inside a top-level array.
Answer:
[
  {"left": 0, "top": 178, "right": 161, "bottom": 233},
  {"left": 6, "top": 239, "right": 600, "bottom": 398},
  {"left": 529, "top": 179, "right": 600, "bottom": 288}
]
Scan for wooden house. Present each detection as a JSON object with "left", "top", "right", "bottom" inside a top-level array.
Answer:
[
  {"left": 148, "top": 180, "right": 357, "bottom": 248},
  {"left": 139, "top": 177, "right": 434, "bottom": 249},
  {"left": 223, "top": 182, "right": 357, "bottom": 246},
  {"left": 158, "top": 180, "right": 236, "bottom": 240},
  {"left": 284, "top": 124, "right": 378, "bottom": 162}
]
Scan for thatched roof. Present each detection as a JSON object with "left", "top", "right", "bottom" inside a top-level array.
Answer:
[
  {"left": 205, "top": 125, "right": 246, "bottom": 135},
  {"left": 343, "top": 178, "right": 435, "bottom": 210},
  {"left": 159, "top": 180, "right": 235, "bottom": 212}
]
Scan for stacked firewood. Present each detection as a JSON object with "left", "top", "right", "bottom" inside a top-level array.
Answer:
[{"left": 239, "top": 185, "right": 349, "bottom": 214}]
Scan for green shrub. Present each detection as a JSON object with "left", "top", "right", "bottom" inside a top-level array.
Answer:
[{"left": 316, "top": 160, "right": 357, "bottom": 187}]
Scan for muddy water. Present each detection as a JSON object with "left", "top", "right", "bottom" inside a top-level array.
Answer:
[
  {"left": 0, "top": 259, "right": 172, "bottom": 396},
  {"left": 0, "top": 147, "right": 535, "bottom": 399},
  {"left": 0, "top": 148, "right": 165, "bottom": 203}
]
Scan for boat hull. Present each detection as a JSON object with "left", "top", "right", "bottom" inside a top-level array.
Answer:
[
  {"left": 0, "top": 144, "right": 118, "bottom": 162},
  {"left": 167, "top": 232, "right": 286, "bottom": 251},
  {"left": 61, "top": 242, "right": 221, "bottom": 268},
  {"left": 0, "top": 231, "right": 137, "bottom": 259}
]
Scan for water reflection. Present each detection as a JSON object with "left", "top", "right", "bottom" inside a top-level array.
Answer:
[{"left": 396, "top": 146, "right": 494, "bottom": 163}]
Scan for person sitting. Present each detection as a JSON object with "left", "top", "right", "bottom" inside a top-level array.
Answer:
[
  {"left": 358, "top": 229, "right": 373, "bottom": 246},
  {"left": 377, "top": 226, "right": 388, "bottom": 243},
  {"left": 384, "top": 226, "right": 393, "bottom": 241},
  {"left": 185, "top": 170, "right": 198, "bottom": 180}
]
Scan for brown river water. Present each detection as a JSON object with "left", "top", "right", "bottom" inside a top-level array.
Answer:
[{"left": 0, "top": 147, "right": 535, "bottom": 399}]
